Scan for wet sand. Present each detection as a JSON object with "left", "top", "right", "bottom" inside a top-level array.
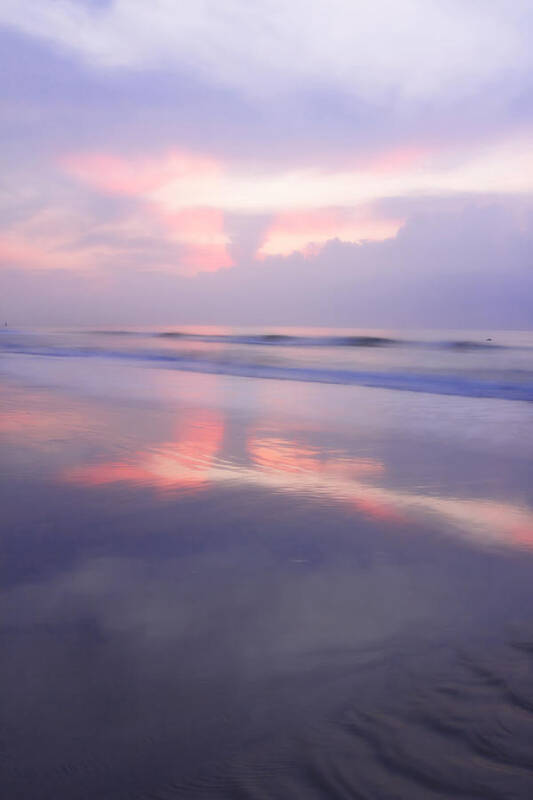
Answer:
[{"left": 1, "top": 360, "right": 533, "bottom": 798}]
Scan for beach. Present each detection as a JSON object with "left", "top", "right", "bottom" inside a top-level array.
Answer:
[{"left": 2, "top": 328, "right": 533, "bottom": 798}]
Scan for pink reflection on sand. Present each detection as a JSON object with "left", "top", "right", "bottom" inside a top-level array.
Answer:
[
  {"left": 249, "top": 437, "right": 322, "bottom": 474},
  {"left": 247, "top": 430, "right": 533, "bottom": 545},
  {"left": 0, "top": 408, "right": 63, "bottom": 436},
  {"left": 0, "top": 387, "right": 84, "bottom": 441},
  {"left": 249, "top": 435, "right": 383, "bottom": 479},
  {"left": 248, "top": 432, "right": 402, "bottom": 521},
  {"left": 64, "top": 409, "right": 224, "bottom": 493},
  {"left": 56, "top": 401, "right": 533, "bottom": 550}
]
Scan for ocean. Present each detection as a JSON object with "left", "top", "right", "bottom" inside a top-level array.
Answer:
[
  {"left": 1, "top": 326, "right": 533, "bottom": 798},
  {"left": 2, "top": 325, "right": 533, "bottom": 400}
]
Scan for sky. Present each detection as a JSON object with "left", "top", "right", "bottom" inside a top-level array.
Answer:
[{"left": 0, "top": 0, "right": 532, "bottom": 328}]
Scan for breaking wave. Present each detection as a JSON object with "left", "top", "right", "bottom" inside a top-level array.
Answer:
[
  {"left": 2, "top": 337, "right": 533, "bottom": 401},
  {"left": 84, "top": 330, "right": 513, "bottom": 350}
]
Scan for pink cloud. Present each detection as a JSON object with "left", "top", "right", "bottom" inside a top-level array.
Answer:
[
  {"left": 179, "top": 243, "right": 233, "bottom": 273},
  {"left": 358, "top": 144, "right": 433, "bottom": 174},
  {"left": 58, "top": 150, "right": 235, "bottom": 274},
  {"left": 258, "top": 207, "right": 404, "bottom": 257},
  {"left": 159, "top": 208, "right": 233, "bottom": 272},
  {"left": 61, "top": 149, "right": 222, "bottom": 197},
  {"left": 0, "top": 233, "right": 88, "bottom": 271},
  {"left": 164, "top": 207, "right": 227, "bottom": 240}
]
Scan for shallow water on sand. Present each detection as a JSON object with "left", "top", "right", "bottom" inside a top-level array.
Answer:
[{"left": 1, "top": 357, "right": 533, "bottom": 798}]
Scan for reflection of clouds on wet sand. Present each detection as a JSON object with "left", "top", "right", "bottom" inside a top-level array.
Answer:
[
  {"left": 65, "top": 409, "right": 224, "bottom": 493},
  {"left": 247, "top": 431, "right": 533, "bottom": 548},
  {"left": 61, "top": 410, "right": 533, "bottom": 550},
  {"left": 4, "top": 549, "right": 533, "bottom": 799},
  {"left": 0, "top": 548, "right": 471, "bottom": 796},
  {"left": 249, "top": 434, "right": 384, "bottom": 478},
  {"left": 2, "top": 377, "right": 533, "bottom": 550},
  {"left": 0, "top": 384, "right": 85, "bottom": 442},
  {"left": 0, "top": 552, "right": 453, "bottom": 675},
  {"left": 3, "top": 374, "right": 533, "bottom": 798}
]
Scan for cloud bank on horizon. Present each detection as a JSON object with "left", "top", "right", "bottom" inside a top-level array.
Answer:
[{"left": 0, "top": 0, "right": 532, "bottom": 327}]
